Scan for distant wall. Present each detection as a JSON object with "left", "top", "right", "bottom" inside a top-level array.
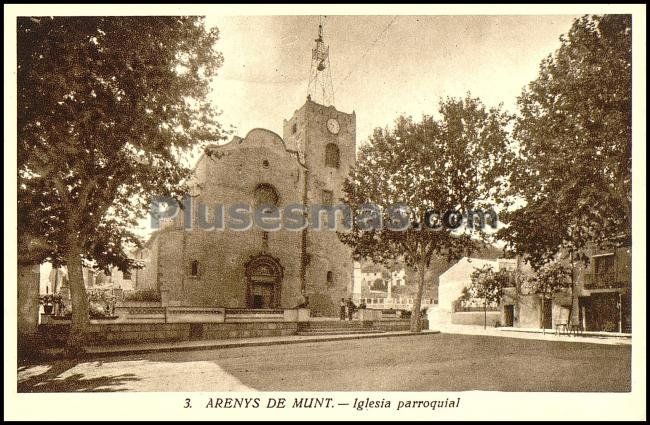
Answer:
[
  {"left": 503, "top": 292, "right": 573, "bottom": 330},
  {"left": 513, "top": 294, "right": 540, "bottom": 329},
  {"left": 451, "top": 311, "right": 501, "bottom": 326},
  {"left": 377, "top": 318, "right": 429, "bottom": 332}
]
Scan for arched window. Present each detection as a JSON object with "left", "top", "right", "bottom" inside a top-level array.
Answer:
[
  {"left": 325, "top": 143, "right": 340, "bottom": 168},
  {"left": 190, "top": 260, "right": 199, "bottom": 277},
  {"left": 254, "top": 183, "right": 279, "bottom": 208},
  {"left": 326, "top": 271, "right": 334, "bottom": 284}
]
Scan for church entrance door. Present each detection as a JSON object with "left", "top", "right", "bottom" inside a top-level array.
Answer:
[
  {"left": 245, "top": 254, "right": 283, "bottom": 309},
  {"left": 250, "top": 281, "right": 274, "bottom": 309}
]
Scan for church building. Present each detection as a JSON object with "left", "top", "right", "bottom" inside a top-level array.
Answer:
[{"left": 133, "top": 97, "right": 357, "bottom": 316}]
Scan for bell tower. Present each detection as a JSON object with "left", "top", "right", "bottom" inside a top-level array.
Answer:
[
  {"left": 280, "top": 17, "right": 357, "bottom": 316},
  {"left": 307, "top": 16, "right": 335, "bottom": 106}
]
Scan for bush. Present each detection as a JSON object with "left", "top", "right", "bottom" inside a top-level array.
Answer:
[
  {"left": 602, "top": 321, "right": 618, "bottom": 332},
  {"left": 89, "top": 302, "right": 107, "bottom": 317},
  {"left": 122, "top": 289, "right": 161, "bottom": 302}
]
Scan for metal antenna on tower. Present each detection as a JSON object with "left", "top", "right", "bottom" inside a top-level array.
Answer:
[{"left": 307, "top": 16, "right": 335, "bottom": 106}]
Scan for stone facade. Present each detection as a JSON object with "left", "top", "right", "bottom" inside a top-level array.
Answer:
[
  {"left": 502, "top": 245, "right": 632, "bottom": 332},
  {"left": 135, "top": 98, "right": 356, "bottom": 316},
  {"left": 38, "top": 322, "right": 300, "bottom": 346}
]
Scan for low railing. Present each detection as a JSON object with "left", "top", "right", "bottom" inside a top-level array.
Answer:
[
  {"left": 584, "top": 272, "right": 630, "bottom": 290},
  {"left": 41, "top": 307, "right": 310, "bottom": 324},
  {"left": 454, "top": 305, "right": 501, "bottom": 313},
  {"left": 224, "top": 308, "right": 285, "bottom": 322},
  {"left": 452, "top": 299, "right": 500, "bottom": 313}
]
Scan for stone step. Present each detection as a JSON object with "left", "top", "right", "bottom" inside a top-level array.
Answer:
[
  {"left": 296, "top": 329, "right": 385, "bottom": 336},
  {"left": 298, "top": 328, "right": 376, "bottom": 334},
  {"left": 298, "top": 322, "right": 374, "bottom": 329}
]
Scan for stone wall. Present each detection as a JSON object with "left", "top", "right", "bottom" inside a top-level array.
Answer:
[
  {"left": 451, "top": 311, "right": 502, "bottom": 326},
  {"left": 134, "top": 237, "right": 159, "bottom": 291},
  {"left": 378, "top": 319, "right": 430, "bottom": 332},
  {"left": 38, "top": 322, "right": 300, "bottom": 346},
  {"left": 141, "top": 129, "right": 306, "bottom": 310},
  {"left": 284, "top": 100, "right": 357, "bottom": 317},
  {"left": 134, "top": 99, "right": 359, "bottom": 317}
]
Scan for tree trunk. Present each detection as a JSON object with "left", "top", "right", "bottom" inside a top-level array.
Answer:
[
  {"left": 484, "top": 299, "right": 487, "bottom": 329},
  {"left": 410, "top": 258, "right": 426, "bottom": 333},
  {"left": 541, "top": 296, "right": 545, "bottom": 335},
  {"left": 65, "top": 240, "right": 89, "bottom": 355},
  {"left": 18, "top": 263, "right": 41, "bottom": 359},
  {"left": 568, "top": 251, "right": 577, "bottom": 327}
]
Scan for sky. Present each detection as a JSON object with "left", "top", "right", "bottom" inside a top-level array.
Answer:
[
  {"left": 129, "top": 14, "right": 580, "bottom": 241},
  {"left": 41, "top": 14, "right": 582, "bottom": 288},
  {"left": 204, "top": 15, "right": 580, "bottom": 146}
]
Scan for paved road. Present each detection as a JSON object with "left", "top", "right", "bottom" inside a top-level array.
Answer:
[{"left": 17, "top": 333, "right": 631, "bottom": 392}]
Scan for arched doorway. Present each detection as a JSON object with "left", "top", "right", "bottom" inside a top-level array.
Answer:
[{"left": 244, "top": 254, "right": 283, "bottom": 309}]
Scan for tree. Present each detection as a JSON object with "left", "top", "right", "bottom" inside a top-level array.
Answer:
[
  {"left": 521, "top": 261, "right": 573, "bottom": 331},
  {"left": 18, "top": 17, "right": 225, "bottom": 352},
  {"left": 339, "top": 95, "right": 514, "bottom": 332},
  {"left": 498, "top": 15, "right": 632, "bottom": 271},
  {"left": 466, "top": 266, "right": 511, "bottom": 329}
]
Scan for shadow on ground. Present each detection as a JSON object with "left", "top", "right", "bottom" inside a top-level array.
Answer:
[
  {"left": 16, "top": 333, "right": 631, "bottom": 392},
  {"left": 17, "top": 361, "right": 139, "bottom": 392}
]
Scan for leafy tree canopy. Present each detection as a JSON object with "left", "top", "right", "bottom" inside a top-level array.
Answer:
[
  {"left": 18, "top": 16, "right": 226, "bottom": 272},
  {"left": 499, "top": 14, "right": 632, "bottom": 269},
  {"left": 339, "top": 94, "right": 514, "bottom": 331}
]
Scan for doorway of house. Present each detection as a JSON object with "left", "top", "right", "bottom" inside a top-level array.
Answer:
[
  {"left": 588, "top": 292, "right": 620, "bottom": 332},
  {"left": 504, "top": 304, "right": 515, "bottom": 327}
]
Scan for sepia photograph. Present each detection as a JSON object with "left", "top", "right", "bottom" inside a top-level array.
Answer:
[{"left": 5, "top": 3, "right": 646, "bottom": 422}]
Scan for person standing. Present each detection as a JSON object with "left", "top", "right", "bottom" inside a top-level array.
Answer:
[
  {"left": 347, "top": 298, "right": 356, "bottom": 321},
  {"left": 339, "top": 298, "right": 346, "bottom": 321}
]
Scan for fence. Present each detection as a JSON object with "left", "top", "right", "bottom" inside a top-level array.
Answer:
[
  {"left": 40, "top": 307, "right": 311, "bottom": 325},
  {"left": 452, "top": 299, "right": 500, "bottom": 313}
]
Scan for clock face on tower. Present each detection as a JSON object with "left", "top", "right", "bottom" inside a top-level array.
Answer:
[{"left": 326, "top": 118, "right": 340, "bottom": 135}]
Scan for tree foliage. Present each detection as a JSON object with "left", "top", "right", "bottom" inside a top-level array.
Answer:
[
  {"left": 466, "top": 266, "right": 511, "bottom": 306},
  {"left": 339, "top": 95, "right": 514, "bottom": 331},
  {"left": 498, "top": 15, "right": 632, "bottom": 269},
  {"left": 466, "top": 265, "right": 512, "bottom": 328},
  {"left": 18, "top": 16, "right": 225, "bottom": 270},
  {"left": 17, "top": 16, "right": 225, "bottom": 348},
  {"left": 521, "top": 261, "right": 573, "bottom": 297}
]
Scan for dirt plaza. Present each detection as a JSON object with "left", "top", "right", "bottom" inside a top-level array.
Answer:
[{"left": 18, "top": 333, "right": 631, "bottom": 393}]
